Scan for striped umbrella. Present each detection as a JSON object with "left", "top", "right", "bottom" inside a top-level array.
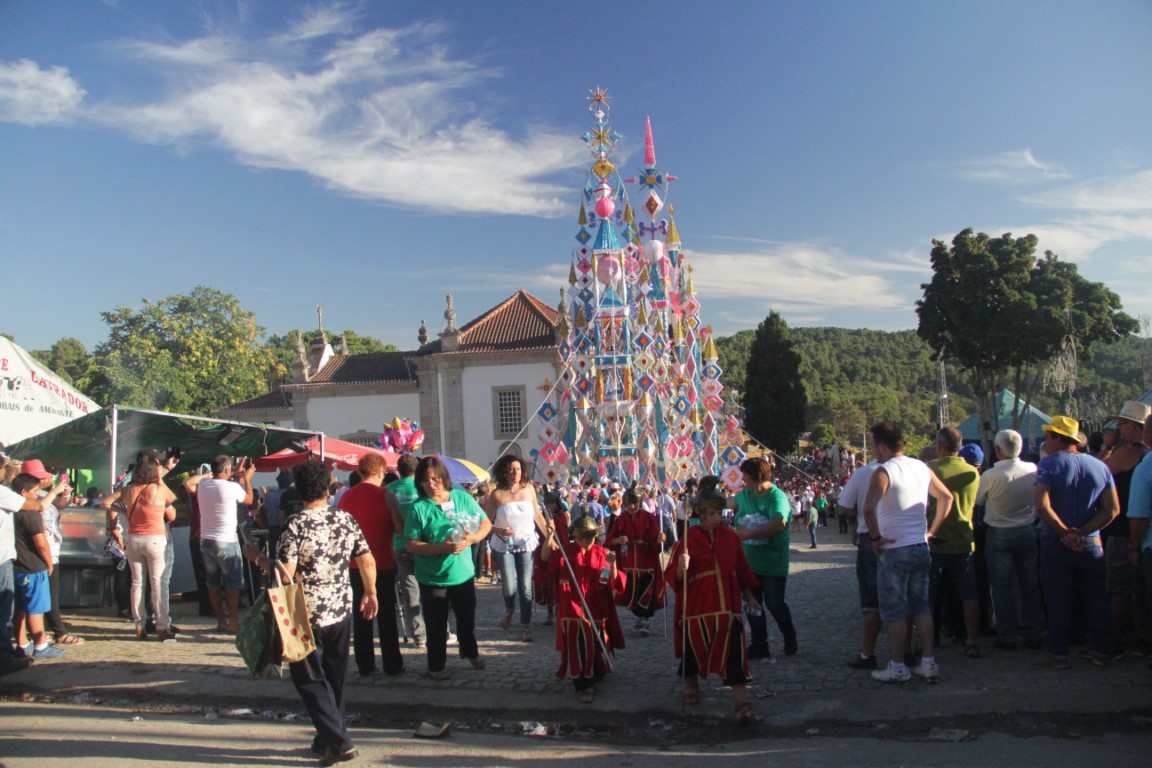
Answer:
[{"left": 432, "top": 455, "right": 491, "bottom": 484}]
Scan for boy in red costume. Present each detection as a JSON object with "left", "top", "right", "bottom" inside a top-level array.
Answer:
[
  {"left": 606, "top": 487, "right": 665, "bottom": 635},
  {"left": 666, "top": 484, "right": 762, "bottom": 723},
  {"left": 542, "top": 515, "right": 626, "bottom": 703}
]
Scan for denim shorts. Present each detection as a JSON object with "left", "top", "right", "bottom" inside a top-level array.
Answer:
[
  {"left": 855, "top": 537, "right": 879, "bottom": 612},
  {"left": 876, "top": 543, "right": 931, "bottom": 622},
  {"left": 201, "top": 539, "right": 245, "bottom": 590},
  {"left": 14, "top": 569, "right": 51, "bottom": 615}
]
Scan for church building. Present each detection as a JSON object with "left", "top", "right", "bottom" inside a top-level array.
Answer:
[{"left": 217, "top": 290, "right": 562, "bottom": 468}]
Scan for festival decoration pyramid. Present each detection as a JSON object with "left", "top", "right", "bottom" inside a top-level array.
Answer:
[{"left": 535, "top": 89, "right": 747, "bottom": 491}]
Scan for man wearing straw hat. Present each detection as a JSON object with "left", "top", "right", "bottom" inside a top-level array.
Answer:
[{"left": 1034, "top": 415, "right": 1120, "bottom": 668}]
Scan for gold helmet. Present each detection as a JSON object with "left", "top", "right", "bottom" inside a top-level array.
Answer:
[{"left": 572, "top": 515, "right": 600, "bottom": 537}]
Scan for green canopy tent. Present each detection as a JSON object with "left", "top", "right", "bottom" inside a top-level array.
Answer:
[
  {"left": 956, "top": 389, "right": 1051, "bottom": 455},
  {"left": 5, "top": 405, "right": 320, "bottom": 483}
]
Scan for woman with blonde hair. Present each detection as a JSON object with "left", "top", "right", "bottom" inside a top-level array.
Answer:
[{"left": 101, "top": 453, "right": 177, "bottom": 641}]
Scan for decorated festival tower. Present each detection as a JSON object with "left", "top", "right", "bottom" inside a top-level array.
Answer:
[{"left": 535, "top": 89, "right": 746, "bottom": 491}]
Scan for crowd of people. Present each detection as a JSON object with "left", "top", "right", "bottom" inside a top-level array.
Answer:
[{"left": 6, "top": 401, "right": 1152, "bottom": 762}]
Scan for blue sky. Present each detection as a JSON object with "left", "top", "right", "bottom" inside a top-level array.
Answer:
[{"left": 2, "top": 1, "right": 1150, "bottom": 357}]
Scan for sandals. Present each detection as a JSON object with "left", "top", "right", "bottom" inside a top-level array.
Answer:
[
  {"left": 734, "top": 701, "right": 761, "bottom": 724},
  {"left": 579, "top": 687, "right": 596, "bottom": 704},
  {"left": 500, "top": 611, "right": 513, "bottom": 631},
  {"left": 55, "top": 634, "right": 85, "bottom": 645},
  {"left": 964, "top": 644, "right": 981, "bottom": 659},
  {"left": 682, "top": 684, "right": 699, "bottom": 705},
  {"left": 469, "top": 656, "right": 487, "bottom": 670},
  {"left": 521, "top": 628, "right": 533, "bottom": 643},
  {"left": 427, "top": 670, "right": 450, "bottom": 681}
]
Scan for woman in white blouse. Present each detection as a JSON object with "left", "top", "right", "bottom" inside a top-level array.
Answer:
[{"left": 483, "top": 456, "right": 552, "bottom": 642}]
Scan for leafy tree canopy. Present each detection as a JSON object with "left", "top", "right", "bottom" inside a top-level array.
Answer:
[{"left": 89, "top": 286, "right": 278, "bottom": 415}]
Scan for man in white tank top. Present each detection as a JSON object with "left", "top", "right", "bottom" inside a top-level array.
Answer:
[{"left": 862, "top": 422, "right": 952, "bottom": 684}]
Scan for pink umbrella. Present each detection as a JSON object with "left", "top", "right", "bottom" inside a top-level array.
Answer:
[{"left": 255, "top": 437, "right": 399, "bottom": 473}]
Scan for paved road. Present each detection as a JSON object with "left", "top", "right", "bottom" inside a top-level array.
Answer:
[
  {"left": 4, "top": 701, "right": 1152, "bottom": 768},
  {"left": 3, "top": 531, "right": 1150, "bottom": 736}
]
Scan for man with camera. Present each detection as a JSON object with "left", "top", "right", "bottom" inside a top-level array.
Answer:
[{"left": 191, "top": 455, "right": 254, "bottom": 633}]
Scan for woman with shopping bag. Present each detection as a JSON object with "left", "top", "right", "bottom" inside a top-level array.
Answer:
[{"left": 244, "top": 460, "right": 377, "bottom": 767}]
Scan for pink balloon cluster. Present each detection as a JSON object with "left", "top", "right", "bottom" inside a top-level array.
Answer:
[{"left": 380, "top": 417, "right": 425, "bottom": 453}]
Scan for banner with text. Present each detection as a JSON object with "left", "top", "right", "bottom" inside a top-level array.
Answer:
[{"left": 0, "top": 337, "right": 99, "bottom": 447}]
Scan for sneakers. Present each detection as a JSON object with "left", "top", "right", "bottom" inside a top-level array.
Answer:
[
  {"left": 33, "top": 644, "right": 66, "bottom": 659},
  {"left": 913, "top": 660, "right": 939, "bottom": 683},
  {"left": 846, "top": 653, "right": 878, "bottom": 670},
  {"left": 445, "top": 631, "right": 458, "bottom": 647},
  {"left": 871, "top": 664, "right": 911, "bottom": 683},
  {"left": 638, "top": 620, "right": 650, "bottom": 637}
]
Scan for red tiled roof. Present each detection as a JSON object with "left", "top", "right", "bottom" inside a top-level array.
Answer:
[
  {"left": 304, "top": 351, "right": 415, "bottom": 385},
  {"left": 424, "top": 290, "right": 559, "bottom": 354},
  {"left": 218, "top": 389, "right": 292, "bottom": 413}
]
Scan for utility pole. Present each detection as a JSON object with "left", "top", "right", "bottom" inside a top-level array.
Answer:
[{"left": 937, "top": 355, "right": 950, "bottom": 428}]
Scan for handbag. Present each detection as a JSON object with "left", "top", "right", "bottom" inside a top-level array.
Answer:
[
  {"left": 235, "top": 590, "right": 282, "bottom": 679},
  {"left": 268, "top": 562, "right": 316, "bottom": 663}
]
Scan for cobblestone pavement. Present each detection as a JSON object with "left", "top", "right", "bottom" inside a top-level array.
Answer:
[{"left": 5, "top": 531, "right": 1151, "bottom": 730}]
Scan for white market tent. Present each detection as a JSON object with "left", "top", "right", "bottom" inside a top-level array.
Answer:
[{"left": 0, "top": 336, "right": 99, "bottom": 448}]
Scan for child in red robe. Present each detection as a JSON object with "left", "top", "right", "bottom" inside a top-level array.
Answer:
[
  {"left": 665, "top": 484, "right": 763, "bottom": 723},
  {"left": 605, "top": 487, "right": 665, "bottom": 635},
  {"left": 542, "top": 515, "right": 626, "bottom": 703},
  {"left": 533, "top": 492, "right": 569, "bottom": 626}
]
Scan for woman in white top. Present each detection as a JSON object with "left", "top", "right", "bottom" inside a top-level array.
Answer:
[{"left": 483, "top": 455, "right": 552, "bottom": 641}]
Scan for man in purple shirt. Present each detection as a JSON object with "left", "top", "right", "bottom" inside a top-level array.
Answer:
[{"left": 1034, "top": 415, "right": 1119, "bottom": 668}]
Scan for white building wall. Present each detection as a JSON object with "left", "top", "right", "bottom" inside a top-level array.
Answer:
[
  {"left": 306, "top": 393, "right": 421, "bottom": 439},
  {"left": 461, "top": 362, "right": 554, "bottom": 468}
]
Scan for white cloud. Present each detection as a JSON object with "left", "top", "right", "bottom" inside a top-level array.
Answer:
[
  {"left": 1022, "top": 169, "right": 1152, "bottom": 213},
  {"left": 981, "top": 168, "right": 1152, "bottom": 261},
  {"left": 0, "top": 59, "right": 85, "bottom": 125},
  {"left": 957, "top": 148, "right": 1068, "bottom": 184},
  {"left": 684, "top": 243, "right": 910, "bottom": 312},
  {"left": 33, "top": 10, "right": 586, "bottom": 216}
]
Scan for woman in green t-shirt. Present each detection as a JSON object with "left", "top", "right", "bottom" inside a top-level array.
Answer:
[
  {"left": 732, "top": 457, "right": 798, "bottom": 658},
  {"left": 405, "top": 456, "right": 493, "bottom": 680}
]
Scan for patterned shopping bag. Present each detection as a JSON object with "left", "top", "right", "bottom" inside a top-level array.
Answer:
[{"left": 268, "top": 563, "right": 315, "bottom": 663}]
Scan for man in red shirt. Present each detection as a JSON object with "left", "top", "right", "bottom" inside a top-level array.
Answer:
[{"left": 339, "top": 453, "right": 402, "bottom": 676}]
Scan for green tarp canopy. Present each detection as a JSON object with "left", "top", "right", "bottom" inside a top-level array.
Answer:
[
  {"left": 956, "top": 389, "right": 1051, "bottom": 452},
  {"left": 4, "top": 406, "right": 318, "bottom": 476}
]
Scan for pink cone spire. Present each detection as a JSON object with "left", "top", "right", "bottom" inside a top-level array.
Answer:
[{"left": 644, "top": 116, "right": 656, "bottom": 166}]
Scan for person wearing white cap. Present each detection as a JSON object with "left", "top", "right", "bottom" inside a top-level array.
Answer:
[{"left": 1103, "top": 400, "right": 1151, "bottom": 656}]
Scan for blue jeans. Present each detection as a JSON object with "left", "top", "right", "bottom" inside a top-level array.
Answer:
[
  {"left": 498, "top": 549, "right": 534, "bottom": 627},
  {"left": 0, "top": 560, "right": 14, "bottom": 664},
  {"left": 985, "top": 525, "right": 1043, "bottom": 644},
  {"left": 1039, "top": 542, "right": 1114, "bottom": 657},
  {"left": 747, "top": 573, "right": 797, "bottom": 653},
  {"left": 808, "top": 523, "right": 818, "bottom": 547},
  {"left": 877, "top": 543, "right": 931, "bottom": 622}
]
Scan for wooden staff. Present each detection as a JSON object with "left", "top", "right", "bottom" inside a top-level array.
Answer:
[{"left": 541, "top": 506, "right": 614, "bottom": 671}]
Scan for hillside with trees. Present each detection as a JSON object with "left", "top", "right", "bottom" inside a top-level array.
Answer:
[{"left": 717, "top": 326, "right": 1151, "bottom": 447}]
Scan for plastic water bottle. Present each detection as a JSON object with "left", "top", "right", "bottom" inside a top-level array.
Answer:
[
  {"left": 599, "top": 565, "right": 611, "bottom": 584},
  {"left": 620, "top": 543, "right": 629, "bottom": 556}
]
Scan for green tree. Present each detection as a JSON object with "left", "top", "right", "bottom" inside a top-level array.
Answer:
[
  {"left": 917, "top": 228, "right": 1136, "bottom": 453},
  {"left": 31, "top": 337, "right": 96, "bottom": 392},
  {"left": 89, "top": 286, "right": 278, "bottom": 415},
  {"left": 743, "top": 311, "right": 807, "bottom": 453}
]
